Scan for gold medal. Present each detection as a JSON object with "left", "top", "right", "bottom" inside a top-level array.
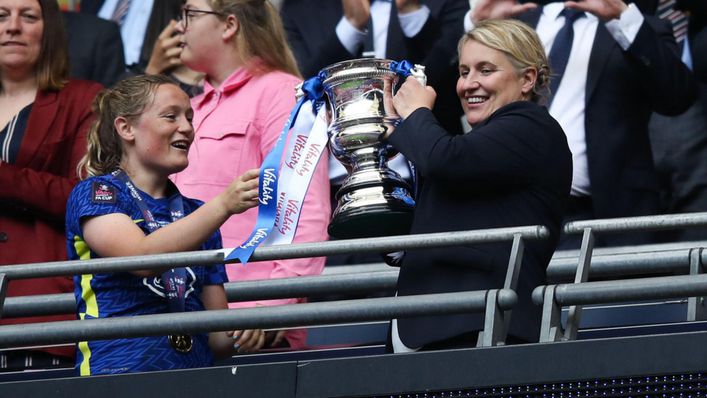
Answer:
[{"left": 167, "top": 334, "right": 193, "bottom": 353}]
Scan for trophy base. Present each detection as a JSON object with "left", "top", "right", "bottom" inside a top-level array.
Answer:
[
  {"left": 328, "top": 184, "right": 414, "bottom": 239},
  {"left": 328, "top": 204, "right": 413, "bottom": 239}
]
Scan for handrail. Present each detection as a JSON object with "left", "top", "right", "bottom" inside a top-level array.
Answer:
[
  {"left": 533, "top": 273, "right": 707, "bottom": 306},
  {"left": 1, "top": 271, "right": 401, "bottom": 318},
  {"left": 547, "top": 248, "right": 691, "bottom": 281},
  {"left": 4, "top": 242, "right": 707, "bottom": 319},
  {"left": 563, "top": 212, "right": 707, "bottom": 235},
  {"left": 0, "top": 290, "right": 517, "bottom": 348},
  {"left": 0, "top": 226, "right": 548, "bottom": 280},
  {"left": 533, "top": 273, "right": 707, "bottom": 342}
]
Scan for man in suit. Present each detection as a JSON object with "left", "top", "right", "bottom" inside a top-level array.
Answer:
[
  {"left": 471, "top": 0, "right": 697, "bottom": 247},
  {"left": 648, "top": 0, "right": 707, "bottom": 242},
  {"left": 63, "top": 11, "right": 126, "bottom": 87},
  {"left": 79, "top": 0, "right": 182, "bottom": 75},
  {"left": 281, "top": 0, "right": 467, "bottom": 133}
]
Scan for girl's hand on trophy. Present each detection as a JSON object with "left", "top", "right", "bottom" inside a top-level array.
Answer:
[{"left": 392, "top": 76, "right": 436, "bottom": 119}]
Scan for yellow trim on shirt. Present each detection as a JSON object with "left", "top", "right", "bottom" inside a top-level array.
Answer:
[{"left": 74, "top": 236, "right": 99, "bottom": 376}]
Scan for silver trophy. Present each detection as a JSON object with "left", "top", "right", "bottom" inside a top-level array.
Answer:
[{"left": 318, "top": 58, "right": 426, "bottom": 239}]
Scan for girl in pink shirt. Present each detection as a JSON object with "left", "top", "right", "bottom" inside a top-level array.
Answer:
[{"left": 172, "top": 0, "right": 330, "bottom": 351}]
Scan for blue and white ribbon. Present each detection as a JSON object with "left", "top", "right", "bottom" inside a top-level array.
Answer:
[{"left": 225, "top": 73, "right": 327, "bottom": 264}]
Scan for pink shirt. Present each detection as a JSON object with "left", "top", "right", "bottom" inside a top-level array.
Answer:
[{"left": 172, "top": 64, "right": 331, "bottom": 348}]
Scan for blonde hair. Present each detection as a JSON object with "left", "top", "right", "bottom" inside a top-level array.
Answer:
[
  {"left": 209, "top": 0, "right": 301, "bottom": 77},
  {"left": 459, "top": 19, "right": 551, "bottom": 103},
  {"left": 77, "top": 74, "right": 177, "bottom": 178}
]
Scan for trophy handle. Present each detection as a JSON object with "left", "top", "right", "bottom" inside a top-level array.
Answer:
[{"left": 410, "top": 64, "right": 427, "bottom": 86}]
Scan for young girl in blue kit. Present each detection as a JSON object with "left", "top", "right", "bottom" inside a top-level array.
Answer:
[{"left": 65, "top": 74, "right": 260, "bottom": 375}]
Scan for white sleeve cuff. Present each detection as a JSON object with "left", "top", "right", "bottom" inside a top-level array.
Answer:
[
  {"left": 605, "top": 3, "right": 644, "bottom": 51},
  {"left": 336, "top": 16, "right": 367, "bottom": 55},
  {"left": 463, "top": 10, "right": 474, "bottom": 32},
  {"left": 398, "top": 5, "right": 431, "bottom": 38}
]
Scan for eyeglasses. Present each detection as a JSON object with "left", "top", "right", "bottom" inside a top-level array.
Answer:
[{"left": 179, "top": 6, "right": 223, "bottom": 29}]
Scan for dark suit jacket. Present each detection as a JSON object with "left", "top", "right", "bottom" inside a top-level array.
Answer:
[
  {"left": 0, "top": 80, "right": 103, "bottom": 357},
  {"left": 520, "top": 8, "right": 696, "bottom": 245},
  {"left": 79, "top": 0, "right": 182, "bottom": 74},
  {"left": 63, "top": 11, "right": 126, "bottom": 87},
  {"left": 281, "top": 0, "right": 468, "bottom": 132},
  {"left": 389, "top": 102, "right": 573, "bottom": 347}
]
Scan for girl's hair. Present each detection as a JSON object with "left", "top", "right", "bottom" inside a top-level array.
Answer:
[
  {"left": 77, "top": 74, "right": 177, "bottom": 178},
  {"left": 459, "top": 19, "right": 551, "bottom": 104},
  {"left": 1, "top": 0, "right": 69, "bottom": 91},
  {"left": 208, "top": 0, "right": 301, "bottom": 77}
]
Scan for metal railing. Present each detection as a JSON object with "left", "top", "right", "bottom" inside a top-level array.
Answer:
[
  {"left": 0, "top": 226, "right": 547, "bottom": 349},
  {"left": 536, "top": 212, "right": 707, "bottom": 342}
]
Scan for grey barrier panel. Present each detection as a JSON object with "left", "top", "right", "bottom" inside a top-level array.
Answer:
[
  {"left": 0, "top": 361, "right": 298, "bottom": 398},
  {"left": 0, "top": 226, "right": 548, "bottom": 280},
  {"left": 532, "top": 273, "right": 707, "bottom": 306},
  {"left": 0, "top": 290, "right": 517, "bottom": 348},
  {"left": 294, "top": 330, "right": 707, "bottom": 398},
  {"left": 564, "top": 211, "right": 707, "bottom": 234},
  {"left": 3, "top": 330, "right": 707, "bottom": 397}
]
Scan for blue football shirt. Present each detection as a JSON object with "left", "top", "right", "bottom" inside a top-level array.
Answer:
[{"left": 66, "top": 174, "right": 227, "bottom": 375}]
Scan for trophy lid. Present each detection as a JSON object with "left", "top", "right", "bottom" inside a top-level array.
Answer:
[{"left": 320, "top": 58, "right": 397, "bottom": 86}]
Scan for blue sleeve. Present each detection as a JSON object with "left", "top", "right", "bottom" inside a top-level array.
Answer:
[
  {"left": 203, "top": 229, "right": 227, "bottom": 285},
  {"left": 65, "top": 177, "right": 134, "bottom": 239}
]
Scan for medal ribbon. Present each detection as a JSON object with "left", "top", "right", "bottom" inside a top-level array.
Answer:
[{"left": 113, "top": 170, "right": 188, "bottom": 313}]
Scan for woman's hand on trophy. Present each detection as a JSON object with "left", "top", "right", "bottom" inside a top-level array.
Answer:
[
  {"left": 392, "top": 76, "right": 436, "bottom": 120},
  {"left": 342, "top": 0, "right": 371, "bottom": 30},
  {"left": 382, "top": 76, "right": 400, "bottom": 138}
]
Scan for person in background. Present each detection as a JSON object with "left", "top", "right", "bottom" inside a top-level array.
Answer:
[
  {"left": 0, "top": 0, "right": 102, "bottom": 371},
  {"left": 80, "top": 0, "right": 205, "bottom": 92},
  {"left": 383, "top": 18, "right": 572, "bottom": 351},
  {"left": 62, "top": 10, "right": 126, "bottom": 87},
  {"left": 66, "top": 74, "right": 260, "bottom": 375},
  {"left": 647, "top": 0, "right": 707, "bottom": 242},
  {"left": 468, "top": 0, "right": 697, "bottom": 248},
  {"left": 172, "top": 0, "right": 331, "bottom": 351}
]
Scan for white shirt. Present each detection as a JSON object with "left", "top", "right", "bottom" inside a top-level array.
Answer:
[
  {"left": 335, "top": 1, "right": 430, "bottom": 59},
  {"left": 98, "top": 0, "right": 155, "bottom": 66},
  {"left": 329, "top": 2, "right": 431, "bottom": 184},
  {"left": 463, "top": 3, "right": 644, "bottom": 196}
]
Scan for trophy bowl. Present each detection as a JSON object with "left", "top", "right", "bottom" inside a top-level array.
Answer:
[{"left": 320, "top": 58, "right": 423, "bottom": 239}]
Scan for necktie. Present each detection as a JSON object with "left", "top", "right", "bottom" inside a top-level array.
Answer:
[
  {"left": 657, "top": 0, "right": 688, "bottom": 44},
  {"left": 548, "top": 8, "right": 585, "bottom": 105},
  {"left": 111, "top": 0, "right": 131, "bottom": 26}
]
